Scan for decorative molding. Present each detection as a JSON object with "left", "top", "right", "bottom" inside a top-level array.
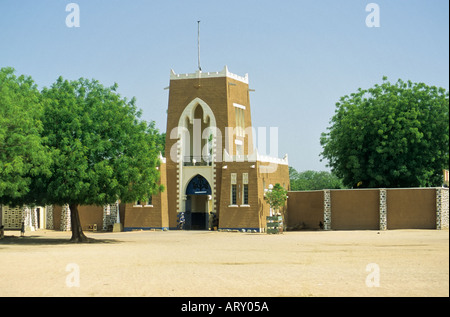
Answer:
[
  {"left": 46, "top": 205, "right": 54, "bottom": 230},
  {"left": 256, "top": 151, "right": 289, "bottom": 166},
  {"left": 231, "top": 173, "right": 237, "bottom": 185},
  {"left": 170, "top": 66, "right": 249, "bottom": 84},
  {"left": 379, "top": 189, "right": 387, "bottom": 230},
  {"left": 233, "top": 103, "right": 246, "bottom": 110},
  {"left": 243, "top": 173, "right": 249, "bottom": 185},
  {"left": 222, "top": 149, "right": 289, "bottom": 166},
  {"left": 1, "top": 205, "right": 23, "bottom": 230},
  {"left": 60, "top": 204, "right": 71, "bottom": 231},
  {"left": 323, "top": 190, "right": 331, "bottom": 230},
  {"left": 177, "top": 97, "right": 217, "bottom": 129},
  {"left": 436, "top": 188, "right": 449, "bottom": 230},
  {"left": 103, "top": 202, "right": 120, "bottom": 230}
]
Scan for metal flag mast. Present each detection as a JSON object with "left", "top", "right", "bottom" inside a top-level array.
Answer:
[{"left": 197, "top": 20, "right": 201, "bottom": 71}]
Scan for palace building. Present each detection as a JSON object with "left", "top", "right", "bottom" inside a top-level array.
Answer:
[{"left": 121, "top": 66, "right": 290, "bottom": 232}]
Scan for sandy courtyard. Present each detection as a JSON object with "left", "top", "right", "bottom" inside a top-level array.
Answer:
[{"left": 0, "top": 229, "right": 448, "bottom": 297}]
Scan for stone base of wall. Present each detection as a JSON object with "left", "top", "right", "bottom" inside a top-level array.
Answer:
[{"left": 436, "top": 188, "right": 449, "bottom": 230}]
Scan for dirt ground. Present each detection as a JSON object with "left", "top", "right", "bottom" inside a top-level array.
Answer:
[{"left": 0, "top": 229, "right": 448, "bottom": 297}]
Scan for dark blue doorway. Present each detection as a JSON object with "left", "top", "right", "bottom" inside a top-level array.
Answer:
[{"left": 185, "top": 175, "right": 211, "bottom": 230}]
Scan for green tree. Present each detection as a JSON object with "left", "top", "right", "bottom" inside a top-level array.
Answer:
[
  {"left": 157, "top": 132, "right": 166, "bottom": 155},
  {"left": 38, "top": 77, "right": 163, "bottom": 242},
  {"left": 289, "top": 167, "right": 345, "bottom": 191},
  {"left": 0, "top": 67, "right": 51, "bottom": 206},
  {"left": 264, "top": 183, "right": 288, "bottom": 215},
  {"left": 320, "top": 77, "right": 449, "bottom": 188}
]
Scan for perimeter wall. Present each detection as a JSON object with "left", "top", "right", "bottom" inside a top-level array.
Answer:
[{"left": 287, "top": 187, "right": 449, "bottom": 230}]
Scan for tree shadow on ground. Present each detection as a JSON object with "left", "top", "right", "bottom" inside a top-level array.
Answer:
[{"left": 0, "top": 234, "right": 121, "bottom": 246}]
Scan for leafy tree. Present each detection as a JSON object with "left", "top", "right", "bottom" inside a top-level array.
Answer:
[
  {"left": 157, "top": 132, "right": 166, "bottom": 154},
  {"left": 320, "top": 77, "right": 449, "bottom": 188},
  {"left": 289, "top": 167, "right": 345, "bottom": 191},
  {"left": 264, "top": 183, "right": 288, "bottom": 215},
  {"left": 38, "top": 77, "right": 163, "bottom": 242},
  {"left": 0, "top": 67, "right": 51, "bottom": 206}
]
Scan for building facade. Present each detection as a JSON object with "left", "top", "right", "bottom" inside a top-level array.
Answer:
[
  {"left": 0, "top": 204, "right": 49, "bottom": 231},
  {"left": 1, "top": 67, "right": 289, "bottom": 233},
  {"left": 3, "top": 68, "right": 446, "bottom": 233},
  {"left": 123, "top": 66, "right": 290, "bottom": 232}
]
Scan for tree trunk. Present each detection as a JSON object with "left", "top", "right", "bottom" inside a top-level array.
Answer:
[{"left": 69, "top": 204, "right": 89, "bottom": 243}]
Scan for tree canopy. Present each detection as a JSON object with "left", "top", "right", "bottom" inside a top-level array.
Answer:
[
  {"left": 289, "top": 167, "right": 345, "bottom": 191},
  {"left": 39, "top": 77, "right": 164, "bottom": 241},
  {"left": 0, "top": 67, "right": 51, "bottom": 206},
  {"left": 39, "top": 77, "right": 163, "bottom": 206},
  {"left": 264, "top": 183, "right": 288, "bottom": 214},
  {"left": 320, "top": 77, "right": 449, "bottom": 188},
  {"left": 1, "top": 68, "right": 165, "bottom": 242}
]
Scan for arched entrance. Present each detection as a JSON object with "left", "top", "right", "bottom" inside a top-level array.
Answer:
[{"left": 185, "top": 174, "right": 211, "bottom": 230}]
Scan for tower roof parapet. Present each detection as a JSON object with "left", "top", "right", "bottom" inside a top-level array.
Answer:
[{"left": 170, "top": 65, "right": 249, "bottom": 84}]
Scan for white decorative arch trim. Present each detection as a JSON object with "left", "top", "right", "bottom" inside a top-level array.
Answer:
[
  {"left": 178, "top": 97, "right": 217, "bottom": 129},
  {"left": 175, "top": 98, "right": 218, "bottom": 214}
]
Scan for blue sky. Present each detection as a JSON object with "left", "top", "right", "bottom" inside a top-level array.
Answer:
[{"left": 1, "top": 0, "right": 448, "bottom": 172}]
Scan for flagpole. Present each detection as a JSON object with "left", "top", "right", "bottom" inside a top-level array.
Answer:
[{"left": 197, "top": 20, "right": 201, "bottom": 71}]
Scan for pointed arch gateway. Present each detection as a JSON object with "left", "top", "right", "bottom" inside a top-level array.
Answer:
[
  {"left": 175, "top": 97, "right": 219, "bottom": 230},
  {"left": 184, "top": 174, "right": 212, "bottom": 230}
]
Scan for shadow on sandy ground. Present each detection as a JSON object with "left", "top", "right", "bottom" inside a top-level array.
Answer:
[{"left": 0, "top": 234, "right": 121, "bottom": 246}]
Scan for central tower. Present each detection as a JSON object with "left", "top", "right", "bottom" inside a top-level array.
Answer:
[{"left": 165, "top": 66, "right": 254, "bottom": 229}]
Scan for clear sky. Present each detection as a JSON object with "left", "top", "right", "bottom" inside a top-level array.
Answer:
[{"left": 1, "top": 0, "right": 448, "bottom": 172}]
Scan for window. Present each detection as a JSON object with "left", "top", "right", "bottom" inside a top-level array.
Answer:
[
  {"left": 234, "top": 106, "right": 245, "bottom": 137},
  {"left": 231, "top": 173, "right": 237, "bottom": 185},
  {"left": 145, "top": 196, "right": 153, "bottom": 207},
  {"left": 231, "top": 184, "right": 237, "bottom": 205},
  {"left": 243, "top": 184, "right": 249, "bottom": 205},
  {"left": 230, "top": 173, "right": 238, "bottom": 206},
  {"left": 236, "top": 144, "right": 243, "bottom": 156},
  {"left": 242, "top": 173, "right": 249, "bottom": 205},
  {"left": 135, "top": 198, "right": 153, "bottom": 207}
]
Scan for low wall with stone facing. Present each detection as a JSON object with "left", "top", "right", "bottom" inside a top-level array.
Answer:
[
  {"left": 436, "top": 188, "right": 449, "bottom": 229},
  {"left": 287, "top": 187, "right": 449, "bottom": 231},
  {"left": 51, "top": 203, "right": 120, "bottom": 232}
]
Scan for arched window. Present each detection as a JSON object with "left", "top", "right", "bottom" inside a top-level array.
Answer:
[{"left": 186, "top": 174, "right": 212, "bottom": 195}]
